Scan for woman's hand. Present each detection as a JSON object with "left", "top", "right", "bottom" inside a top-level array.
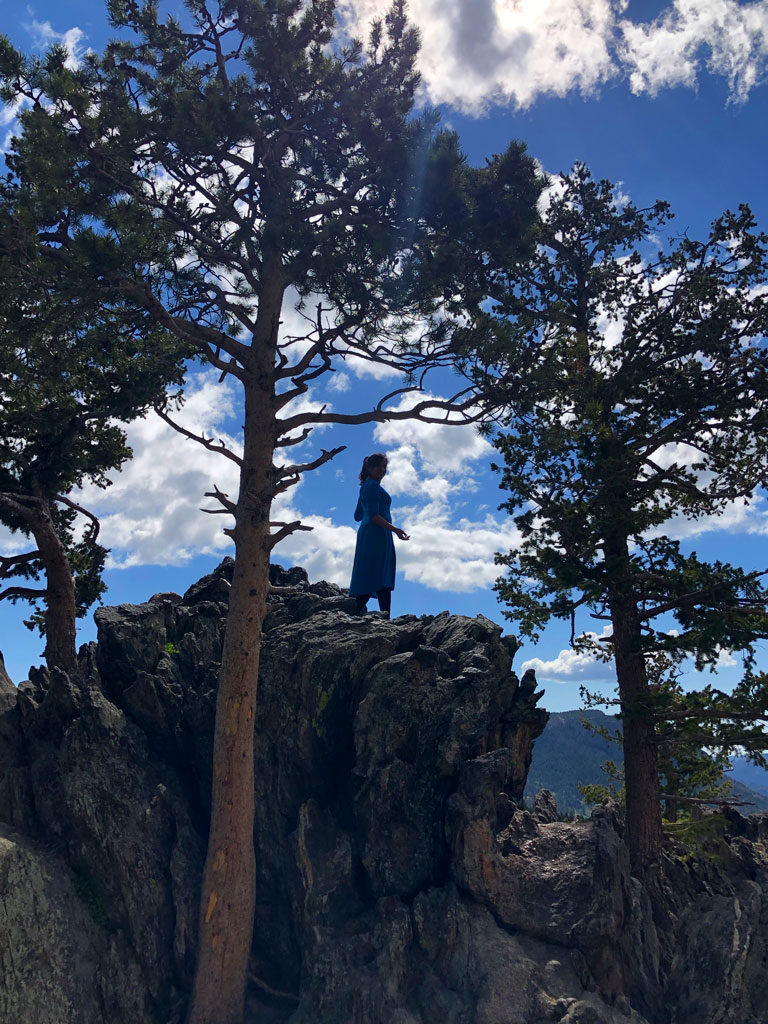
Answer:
[{"left": 394, "top": 527, "right": 410, "bottom": 541}]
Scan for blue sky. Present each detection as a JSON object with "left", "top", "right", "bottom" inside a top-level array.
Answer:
[{"left": 1, "top": 0, "right": 767, "bottom": 712}]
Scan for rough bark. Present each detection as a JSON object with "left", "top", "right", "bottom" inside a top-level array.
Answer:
[
  {"left": 0, "top": 493, "right": 78, "bottom": 674},
  {"left": 32, "top": 501, "right": 78, "bottom": 676},
  {"left": 187, "top": 289, "right": 280, "bottom": 1024},
  {"left": 606, "top": 536, "right": 663, "bottom": 877}
]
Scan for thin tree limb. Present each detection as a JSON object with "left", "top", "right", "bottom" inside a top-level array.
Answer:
[
  {"left": 55, "top": 494, "right": 101, "bottom": 542},
  {"left": 201, "top": 486, "right": 237, "bottom": 514},
  {"left": 0, "top": 585, "right": 46, "bottom": 601},
  {"left": 155, "top": 406, "right": 243, "bottom": 466},
  {"left": 278, "top": 390, "right": 484, "bottom": 434},
  {"left": 267, "top": 521, "right": 313, "bottom": 549},
  {"left": 274, "top": 445, "right": 347, "bottom": 484},
  {"left": 0, "top": 550, "right": 40, "bottom": 575}
]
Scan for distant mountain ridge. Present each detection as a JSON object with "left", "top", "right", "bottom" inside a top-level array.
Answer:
[{"left": 525, "top": 709, "right": 768, "bottom": 816}]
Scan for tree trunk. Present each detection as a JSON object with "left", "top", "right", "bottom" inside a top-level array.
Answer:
[
  {"left": 32, "top": 500, "right": 78, "bottom": 675},
  {"left": 187, "top": 334, "right": 278, "bottom": 1024},
  {"left": 606, "top": 538, "right": 663, "bottom": 877},
  {"left": 663, "top": 764, "right": 679, "bottom": 823}
]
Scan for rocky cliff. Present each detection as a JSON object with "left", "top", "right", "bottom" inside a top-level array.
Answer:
[{"left": 1, "top": 560, "right": 768, "bottom": 1024}]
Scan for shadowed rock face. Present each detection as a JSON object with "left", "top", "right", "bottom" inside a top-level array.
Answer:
[
  {"left": 0, "top": 651, "right": 12, "bottom": 694},
  {"left": 1, "top": 560, "right": 768, "bottom": 1024}
]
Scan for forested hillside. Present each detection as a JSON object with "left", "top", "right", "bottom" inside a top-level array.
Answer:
[{"left": 525, "top": 709, "right": 768, "bottom": 817}]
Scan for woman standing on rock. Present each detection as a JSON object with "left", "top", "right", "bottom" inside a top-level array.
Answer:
[{"left": 349, "top": 453, "right": 409, "bottom": 617}]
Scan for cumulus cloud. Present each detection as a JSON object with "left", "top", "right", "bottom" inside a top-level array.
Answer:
[
  {"left": 340, "top": 0, "right": 619, "bottom": 112},
  {"left": 338, "top": 0, "right": 768, "bottom": 111},
  {"left": 73, "top": 370, "right": 242, "bottom": 567},
  {"left": 397, "top": 504, "right": 521, "bottom": 591},
  {"left": 372, "top": 392, "right": 494, "bottom": 501},
  {"left": 0, "top": 522, "right": 27, "bottom": 557},
  {"left": 375, "top": 404, "right": 491, "bottom": 471},
  {"left": 522, "top": 646, "right": 614, "bottom": 683},
  {"left": 522, "top": 627, "right": 616, "bottom": 682},
  {"left": 328, "top": 372, "right": 352, "bottom": 393},
  {"left": 620, "top": 0, "right": 768, "bottom": 102},
  {"left": 647, "top": 492, "right": 768, "bottom": 542},
  {"left": 714, "top": 647, "right": 738, "bottom": 668},
  {"left": 0, "top": 371, "right": 242, "bottom": 567},
  {"left": 267, "top": 508, "right": 359, "bottom": 585}
]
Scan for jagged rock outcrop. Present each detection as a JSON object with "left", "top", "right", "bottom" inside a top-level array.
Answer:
[
  {"left": 0, "top": 650, "right": 13, "bottom": 693},
  {"left": 1, "top": 560, "right": 768, "bottom": 1024}
]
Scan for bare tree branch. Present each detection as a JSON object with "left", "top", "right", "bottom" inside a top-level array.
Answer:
[
  {"left": 202, "top": 485, "right": 237, "bottom": 514},
  {"left": 275, "top": 427, "right": 313, "bottom": 448},
  {"left": 154, "top": 406, "right": 243, "bottom": 466},
  {"left": 274, "top": 445, "right": 347, "bottom": 494},
  {"left": 278, "top": 388, "right": 484, "bottom": 435},
  {"left": 55, "top": 493, "right": 101, "bottom": 542},
  {"left": 267, "top": 521, "right": 313, "bottom": 549}
]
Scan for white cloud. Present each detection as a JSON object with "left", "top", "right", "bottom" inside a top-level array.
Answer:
[
  {"left": 274, "top": 499, "right": 520, "bottom": 593},
  {"left": 648, "top": 492, "right": 768, "bottom": 542},
  {"left": 328, "top": 372, "right": 351, "bottom": 392},
  {"left": 338, "top": 0, "right": 768, "bottom": 111},
  {"left": 0, "top": 522, "right": 29, "bottom": 557},
  {"left": 339, "top": 0, "right": 619, "bottom": 113},
  {"left": 522, "top": 627, "right": 616, "bottom": 682},
  {"left": 373, "top": 391, "right": 493, "bottom": 483},
  {"left": 341, "top": 351, "right": 403, "bottom": 381},
  {"left": 397, "top": 504, "right": 521, "bottom": 591},
  {"left": 74, "top": 370, "right": 242, "bottom": 567},
  {"left": 714, "top": 647, "right": 738, "bottom": 668},
  {"left": 620, "top": 0, "right": 768, "bottom": 103},
  {"left": 26, "top": 19, "right": 89, "bottom": 70},
  {"left": 69, "top": 369, "right": 516, "bottom": 591},
  {"left": 1, "top": 96, "right": 25, "bottom": 128},
  {"left": 267, "top": 511, "right": 358, "bottom": 585}
]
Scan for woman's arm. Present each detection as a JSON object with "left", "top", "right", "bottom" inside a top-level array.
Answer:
[{"left": 371, "top": 514, "right": 409, "bottom": 541}]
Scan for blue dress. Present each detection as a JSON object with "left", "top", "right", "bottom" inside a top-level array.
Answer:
[{"left": 349, "top": 478, "right": 396, "bottom": 596}]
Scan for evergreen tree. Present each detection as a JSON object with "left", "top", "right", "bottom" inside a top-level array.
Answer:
[
  {"left": 578, "top": 652, "right": 758, "bottom": 822},
  {"left": 1, "top": 5, "right": 540, "bottom": 1020},
  {"left": 0, "top": 185, "right": 189, "bottom": 672},
  {"left": 460, "top": 165, "right": 768, "bottom": 875}
]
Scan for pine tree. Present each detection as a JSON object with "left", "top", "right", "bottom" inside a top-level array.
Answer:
[
  {"left": 1, "top": 5, "right": 540, "bottom": 1019},
  {"left": 460, "top": 165, "right": 768, "bottom": 875},
  {"left": 0, "top": 182, "right": 188, "bottom": 672},
  {"left": 578, "top": 652, "right": 762, "bottom": 823}
]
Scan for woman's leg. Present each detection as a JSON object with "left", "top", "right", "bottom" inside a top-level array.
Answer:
[
  {"left": 355, "top": 594, "right": 370, "bottom": 615},
  {"left": 376, "top": 588, "right": 391, "bottom": 615}
]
